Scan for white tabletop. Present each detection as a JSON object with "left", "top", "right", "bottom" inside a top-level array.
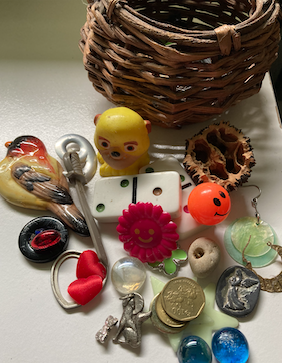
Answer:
[{"left": 1, "top": 2, "right": 282, "bottom": 363}]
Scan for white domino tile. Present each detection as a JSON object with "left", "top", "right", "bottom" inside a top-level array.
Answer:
[
  {"left": 93, "top": 171, "right": 181, "bottom": 222},
  {"left": 140, "top": 156, "right": 208, "bottom": 239}
]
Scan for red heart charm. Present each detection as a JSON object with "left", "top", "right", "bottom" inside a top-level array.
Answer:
[
  {"left": 68, "top": 275, "right": 103, "bottom": 305},
  {"left": 76, "top": 250, "right": 106, "bottom": 280}
]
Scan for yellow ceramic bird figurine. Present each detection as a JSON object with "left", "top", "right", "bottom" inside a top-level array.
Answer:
[{"left": 0, "top": 135, "right": 89, "bottom": 236}]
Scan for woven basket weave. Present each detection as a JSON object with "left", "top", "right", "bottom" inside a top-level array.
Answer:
[{"left": 80, "top": 0, "right": 281, "bottom": 128}]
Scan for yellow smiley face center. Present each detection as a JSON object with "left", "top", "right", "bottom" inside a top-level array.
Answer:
[{"left": 134, "top": 228, "right": 155, "bottom": 243}]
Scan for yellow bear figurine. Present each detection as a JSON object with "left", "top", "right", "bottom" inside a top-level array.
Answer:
[{"left": 94, "top": 107, "right": 151, "bottom": 177}]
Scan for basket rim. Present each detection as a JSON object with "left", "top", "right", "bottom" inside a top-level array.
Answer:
[
  {"left": 95, "top": 0, "right": 279, "bottom": 43},
  {"left": 81, "top": 0, "right": 281, "bottom": 127}
]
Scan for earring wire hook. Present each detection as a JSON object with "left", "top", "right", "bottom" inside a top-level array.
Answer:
[{"left": 242, "top": 185, "right": 261, "bottom": 224}]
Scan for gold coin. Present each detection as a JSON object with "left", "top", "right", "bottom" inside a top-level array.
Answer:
[
  {"left": 155, "top": 293, "right": 186, "bottom": 328},
  {"left": 150, "top": 294, "right": 188, "bottom": 334},
  {"left": 161, "top": 277, "right": 205, "bottom": 322}
]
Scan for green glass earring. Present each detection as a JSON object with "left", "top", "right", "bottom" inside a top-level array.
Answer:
[{"left": 224, "top": 185, "right": 278, "bottom": 267}]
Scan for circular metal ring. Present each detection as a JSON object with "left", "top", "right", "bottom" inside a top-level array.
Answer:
[{"left": 50, "top": 250, "right": 81, "bottom": 309}]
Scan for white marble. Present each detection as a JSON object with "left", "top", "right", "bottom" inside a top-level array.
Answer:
[{"left": 111, "top": 257, "right": 147, "bottom": 295}]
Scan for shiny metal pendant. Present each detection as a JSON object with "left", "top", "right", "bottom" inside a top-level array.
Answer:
[
  {"left": 113, "top": 293, "right": 151, "bottom": 348},
  {"left": 96, "top": 316, "right": 118, "bottom": 344}
]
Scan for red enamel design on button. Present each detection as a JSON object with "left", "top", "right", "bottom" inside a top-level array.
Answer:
[{"left": 30, "top": 230, "right": 61, "bottom": 251}]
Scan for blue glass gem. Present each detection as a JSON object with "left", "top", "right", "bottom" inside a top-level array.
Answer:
[
  {"left": 212, "top": 327, "right": 249, "bottom": 363},
  {"left": 177, "top": 335, "right": 212, "bottom": 363}
]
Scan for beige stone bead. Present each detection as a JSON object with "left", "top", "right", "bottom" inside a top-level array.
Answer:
[{"left": 188, "top": 237, "right": 221, "bottom": 278}]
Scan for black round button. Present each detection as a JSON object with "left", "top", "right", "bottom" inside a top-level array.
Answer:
[
  {"left": 18, "top": 216, "right": 69, "bottom": 263},
  {"left": 216, "top": 265, "right": 260, "bottom": 317}
]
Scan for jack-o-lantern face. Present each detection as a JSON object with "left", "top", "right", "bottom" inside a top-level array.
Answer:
[{"left": 188, "top": 182, "right": 231, "bottom": 225}]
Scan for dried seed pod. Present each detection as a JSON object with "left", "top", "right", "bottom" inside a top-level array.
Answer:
[{"left": 183, "top": 121, "right": 255, "bottom": 192}]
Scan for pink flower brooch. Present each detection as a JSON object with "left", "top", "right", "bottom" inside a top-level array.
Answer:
[{"left": 117, "top": 202, "right": 179, "bottom": 264}]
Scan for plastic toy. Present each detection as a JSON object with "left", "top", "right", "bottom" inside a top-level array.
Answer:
[
  {"left": 93, "top": 171, "right": 181, "bottom": 222},
  {"left": 0, "top": 135, "right": 89, "bottom": 235},
  {"left": 188, "top": 182, "right": 231, "bottom": 225},
  {"left": 94, "top": 107, "right": 151, "bottom": 176}
]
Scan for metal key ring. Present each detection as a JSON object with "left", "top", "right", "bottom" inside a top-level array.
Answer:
[
  {"left": 51, "top": 250, "right": 107, "bottom": 309},
  {"left": 50, "top": 250, "right": 81, "bottom": 309},
  {"left": 55, "top": 134, "right": 97, "bottom": 183}
]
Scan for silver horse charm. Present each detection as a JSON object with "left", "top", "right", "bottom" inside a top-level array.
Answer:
[{"left": 113, "top": 293, "right": 151, "bottom": 348}]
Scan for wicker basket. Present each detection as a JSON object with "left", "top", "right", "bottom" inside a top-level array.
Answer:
[{"left": 79, "top": 0, "right": 281, "bottom": 128}]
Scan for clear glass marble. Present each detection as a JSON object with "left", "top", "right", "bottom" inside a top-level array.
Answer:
[{"left": 111, "top": 256, "right": 147, "bottom": 295}]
